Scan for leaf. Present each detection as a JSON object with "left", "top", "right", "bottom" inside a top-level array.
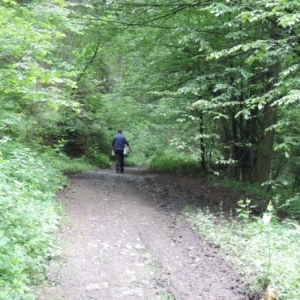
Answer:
[{"left": 0, "top": 236, "right": 10, "bottom": 247}]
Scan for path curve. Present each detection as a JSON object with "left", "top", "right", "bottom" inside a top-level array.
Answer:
[{"left": 35, "top": 167, "right": 247, "bottom": 300}]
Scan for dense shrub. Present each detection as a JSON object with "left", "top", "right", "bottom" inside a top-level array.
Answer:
[
  {"left": 150, "top": 149, "right": 200, "bottom": 173},
  {"left": 87, "top": 150, "right": 111, "bottom": 168},
  {"left": 0, "top": 142, "right": 65, "bottom": 299}
]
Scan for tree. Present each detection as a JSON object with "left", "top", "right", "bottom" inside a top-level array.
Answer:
[
  {"left": 91, "top": 0, "right": 300, "bottom": 187},
  {"left": 0, "top": 0, "right": 79, "bottom": 143}
]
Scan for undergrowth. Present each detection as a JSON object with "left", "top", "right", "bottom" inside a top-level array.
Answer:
[
  {"left": 187, "top": 201, "right": 300, "bottom": 299},
  {"left": 210, "top": 173, "right": 300, "bottom": 220},
  {"left": 150, "top": 149, "right": 199, "bottom": 173},
  {"left": 52, "top": 155, "right": 98, "bottom": 174},
  {"left": 0, "top": 141, "right": 96, "bottom": 299},
  {"left": 211, "top": 176, "right": 268, "bottom": 197}
]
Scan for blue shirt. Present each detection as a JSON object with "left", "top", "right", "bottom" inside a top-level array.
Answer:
[{"left": 112, "top": 133, "right": 129, "bottom": 150}]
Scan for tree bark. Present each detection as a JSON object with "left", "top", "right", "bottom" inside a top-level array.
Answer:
[
  {"left": 199, "top": 111, "right": 207, "bottom": 171},
  {"left": 256, "top": 101, "right": 276, "bottom": 185},
  {"left": 255, "top": 64, "right": 279, "bottom": 186}
]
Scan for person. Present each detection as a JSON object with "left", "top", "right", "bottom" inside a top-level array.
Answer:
[{"left": 112, "top": 130, "right": 132, "bottom": 174}]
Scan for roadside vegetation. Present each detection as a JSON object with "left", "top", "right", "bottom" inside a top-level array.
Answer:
[
  {"left": 0, "top": 142, "right": 98, "bottom": 299},
  {"left": 188, "top": 201, "right": 300, "bottom": 300},
  {"left": 1, "top": 0, "right": 300, "bottom": 298}
]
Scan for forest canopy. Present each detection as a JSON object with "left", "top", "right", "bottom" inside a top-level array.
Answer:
[
  {"left": 1, "top": 0, "right": 300, "bottom": 213},
  {"left": 1, "top": 0, "right": 300, "bottom": 299}
]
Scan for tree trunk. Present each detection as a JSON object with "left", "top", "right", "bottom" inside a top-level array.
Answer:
[
  {"left": 199, "top": 112, "right": 207, "bottom": 171},
  {"left": 255, "top": 64, "right": 279, "bottom": 186},
  {"left": 256, "top": 102, "right": 276, "bottom": 185}
]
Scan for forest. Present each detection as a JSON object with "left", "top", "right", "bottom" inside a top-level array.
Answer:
[{"left": 0, "top": 0, "right": 300, "bottom": 299}]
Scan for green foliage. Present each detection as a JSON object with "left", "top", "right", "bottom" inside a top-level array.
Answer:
[
  {"left": 51, "top": 155, "right": 98, "bottom": 175},
  {"left": 211, "top": 176, "right": 268, "bottom": 197},
  {"left": 0, "top": 142, "right": 64, "bottom": 299},
  {"left": 124, "top": 151, "right": 144, "bottom": 166},
  {"left": 150, "top": 148, "right": 200, "bottom": 173},
  {"left": 85, "top": 0, "right": 300, "bottom": 190},
  {"left": 236, "top": 199, "right": 257, "bottom": 220},
  {"left": 2, "top": 2, "right": 300, "bottom": 297},
  {"left": 0, "top": 142, "right": 100, "bottom": 299},
  {"left": 211, "top": 175, "right": 300, "bottom": 220},
  {"left": 272, "top": 193, "right": 300, "bottom": 220},
  {"left": 0, "top": 0, "right": 87, "bottom": 157},
  {"left": 189, "top": 203, "right": 300, "bottom": 299},
  {"left": 0, "top": 1, "right": 78, "bottom": 106},
  {"left": 87, "top": 151, "right": 111, "bottom": 168}
]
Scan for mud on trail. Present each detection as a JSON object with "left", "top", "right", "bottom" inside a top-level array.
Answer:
[{"left": 35, "top": 167, "right": 249, "bottom": 300}]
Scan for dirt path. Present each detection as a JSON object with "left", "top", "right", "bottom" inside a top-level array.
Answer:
[{"left": 35, "top": 167, "right": 248, "bottom": 300}]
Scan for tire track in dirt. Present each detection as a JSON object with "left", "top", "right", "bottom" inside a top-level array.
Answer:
[{"left": 35, "top": 168, "right": 248, "bottom": 300}]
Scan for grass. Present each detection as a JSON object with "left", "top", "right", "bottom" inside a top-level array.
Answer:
[
  {"left": 210, "top": 174, "right": 300, "bottom": 220},
  {"left": 150, "top": 149, "right": 200, "bottom": 173},
  {"left": 210, "top": 175, "right": 265, "bottom": 194},
  {"left": 53, "top": 155, "right": 98, "bottom": 174},
  {"left": 186, "top": 202, "right": 300, "bottom": 299}
]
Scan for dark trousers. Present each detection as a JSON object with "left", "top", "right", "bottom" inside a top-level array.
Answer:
[{"left": 114, "top": 150, "right": 124, "bottom": 173}]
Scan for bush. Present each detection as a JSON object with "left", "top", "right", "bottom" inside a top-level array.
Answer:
[
  {"left": 87, "top": 150, "right": 111, "bottom": 168},
  {"left": 0, "top": 142, "right": 64, "bottom": 299},
  {"left": 54, "top": 156, "right": 98, "bottom": 174},
  {"left": 150, "top": 149, "right": 200, "bottom": 173}
]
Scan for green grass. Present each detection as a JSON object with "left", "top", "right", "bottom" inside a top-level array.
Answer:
[
  {"left": 210, "top": 175, "right": 268, "bottom": 197},
  {"left": 150, "top": 149, "right": 200, "bottom": 173},
  {"left": 53, "top": 155, "right": 98, "bottom": 174},
  {"left": 187, "top": 203, "right": 300, "bottom": 299},
  {"left": 210, "top": 175, "right": 300, "bottom": 220}
]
